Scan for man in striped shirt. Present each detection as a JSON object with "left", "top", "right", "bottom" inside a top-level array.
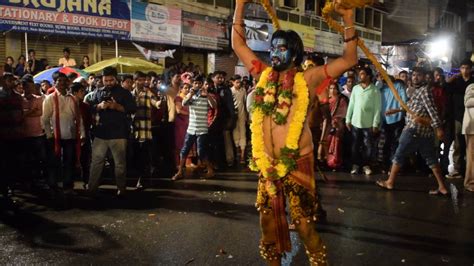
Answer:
[
  {"left": 376, "top": 67, "right": 449, "bottom": 196},
  {"left": 172, "top": 75, "right": 217, "bottom": 180}
]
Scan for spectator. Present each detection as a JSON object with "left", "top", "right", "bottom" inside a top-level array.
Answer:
[
  {"left": 4, "top": 56, "right": 14, "bottom": 73},
  {"left": 67, "top": 72, "right": 78, "bottom": 83},
  {"left": 150, "top": 71, "right": 178, "bottom": 178},
  {"left": 398, "top": 70, "right": 409, "bottom": 85},
  {"left": 172, "top": 75, "right": 216, "bottom": 180},
  {"left": 87, "top": 67, "right": 136, "bottom": 198},
  {"left": 41, "top": 58, "right": 51, "bottom": 70},
  {"left": 462, "top": 83, "right": 474, "bottom": 192},
  {"left": 445, "top": 59, "right": 473, "bottom": 179},
  {"left": 79, "top": 55, "right": 91, "bottom": 69},
  {"left": 42, "top": 72, "right": 84, "bottom": 195},
  {"left": 15, "top": 55, "right": 27, "bottom": 77},
  {"left": 380, "top": 77, "right": 407, "bottom": 172},
  {"left": 58, "top": 47, "right": 77, "bottom": 67},
  {"left": 214, "top": 71, "right": 236, "bottom": 167},
  {"left": 326, "top": 82, "right": 348, "bottom": 169},
  {"left": 27, "top": 49, "right": 44, "bottom": 75},
  {"left": 174, "top": 83, "right": 191, "bottom": 165},
  {"left": 121, "top": 74, "right": 133, "bottom": 92},
  {"left": 346, "top": 67, "right": 382, "bottom": 175},
  {"left": 0, "top": 73, "right": 24, "bottom": 205},
  {"left": 230, "top": 75, "right": 247, "bottom": 164},
  {"left": 40, "top": 80, "right": 52, "bottom": 95},
  {"left": 21, "top": 78, "right": 46, "bottom": 183},
  {"left": 341, "top": 76, "right": 355, "bottom": 99},
  {"left": 432, "top": 67, "right": 449, "bottom": 174},
  {"left": 131, "top": 71, "right": 156, "bottom": 190},
  {"left": 13, "top": 79, "right": 24, "bottom": 96},
  {"left": 377, "top": 67, "right": 448, "bottom": 195},
  {"left": 70, "top": 82, "right": 93, "bottom": 190},
  {"left": 86, "top": 73, "right": 96, "bottom": 93}
]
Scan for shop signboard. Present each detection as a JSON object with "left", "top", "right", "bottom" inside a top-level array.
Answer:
[
  {"left": 280, "top": 21, "right": 316, "bottom": 52},
  {"left": 182, "top": 12, "right": 228, "bottom": 51},
  {"left": 131, "top": 2, "right": 181, "bottom": 45},
  {"left": 0, "top": 0, "right": 130, "bottom": 40}
]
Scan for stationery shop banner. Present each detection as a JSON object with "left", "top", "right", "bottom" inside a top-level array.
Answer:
[
  {"left": 131, "top": 2, "right": 181, "bottom": 45},
  {"left": 244, "top": 20, "right": 274, "bottom": 52},
  {"left": 0, "top": 0, "right": 131, "bottom": 40},
  {"left": 182, "top": 12, "right": 228, "bottom": 51}
]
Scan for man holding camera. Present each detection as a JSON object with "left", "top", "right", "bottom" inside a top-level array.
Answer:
[
  {"left": 172, "top": 75, "right": 216, "bottom": 180},
  {"left": 87, "top": 67, "right": 137, "bottom": 198}
]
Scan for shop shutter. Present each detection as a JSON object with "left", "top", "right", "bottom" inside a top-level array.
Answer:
[
  {"left": 182, "top": 51, "right": 206, "bottom": 72},
  {"left": 100, "top": 40, "right": 145, "bottom": 61},
  {"left": 214, "top": 52, "right": 238, "bottom": 77},
  {"left": 21, "top": 33, "right": 89, "bottom": 67}
]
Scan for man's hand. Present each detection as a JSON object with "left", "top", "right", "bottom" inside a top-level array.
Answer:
[
  {"left": 97, "top": 101, "right": 109, "bottom": 110},
  {"left": 436, "top": 128, "right": 445, "bottom": 141},
  {"left": 414, "top": 116, "right": 431, "bottom": 126},
  {"left": 372, "top": 127, "right": 379, "bottom": 134},
  {"left": 346, "top": 122, "right": 352, "bottom": 131},
  {"left": 385, "top": 109, "right": 400, "bottom": 116},
  {"left": 334, "top": 0, "right": 355, "bottom": 20}
]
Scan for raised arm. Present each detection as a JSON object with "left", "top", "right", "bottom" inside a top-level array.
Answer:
[
  {"left": 305, "top": 4, "right": 357, "bottom": 92},
  {"left": 232, "top": 0, "right": 268, "bottom": 79}
]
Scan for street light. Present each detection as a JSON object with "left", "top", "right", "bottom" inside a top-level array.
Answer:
[{"left": 427, "top": 37, "right": 452, "bottom": 63}]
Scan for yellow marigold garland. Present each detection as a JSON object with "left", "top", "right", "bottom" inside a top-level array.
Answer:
[{"left": 250, "top": 67, "right": 309, "bottom": 197}]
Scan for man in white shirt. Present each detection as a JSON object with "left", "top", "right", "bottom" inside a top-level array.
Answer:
[
  {"left": 42, "top": 72, "right": 84, "bottom": 195},
  {"left": 230, "top": 75, "right": 247, "bottom": 164}
]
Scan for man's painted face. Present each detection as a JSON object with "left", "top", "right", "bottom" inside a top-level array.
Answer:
[{"left": 270, "top": 37, "right": 292, "bottom": 71}]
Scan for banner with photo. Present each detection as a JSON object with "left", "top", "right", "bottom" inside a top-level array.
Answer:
[
  {"left": 0, "top": 0, "right": 130, "bottom": 40},
  {"left": 182, "top": 12, "right": 228, "bottom": 51},
  {"left": 280, "top": 21, "right": 316, "bottom": 52},
  {"left": 131, "top": 2, "right": 181, "bottom": 45},
  {"left": 244, "top": 19, "right": 274, "bottom": 52}
]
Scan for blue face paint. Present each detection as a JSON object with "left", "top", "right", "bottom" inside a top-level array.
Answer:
[{"left": 270, "top": 37, "right": 292, "bottom": 71}]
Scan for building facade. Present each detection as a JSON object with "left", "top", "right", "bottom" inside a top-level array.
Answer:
[{"left": 0, "top": 0, "right": 386, "bottom": 77}]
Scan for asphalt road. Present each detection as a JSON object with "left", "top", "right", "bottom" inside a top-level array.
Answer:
[{"left": 1, "top": 169, "right": 473, "bottom": 266}]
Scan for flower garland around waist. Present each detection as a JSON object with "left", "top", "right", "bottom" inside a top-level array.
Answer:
[{"left": 249, "top": 67, "right": 309, "bottom": 197}]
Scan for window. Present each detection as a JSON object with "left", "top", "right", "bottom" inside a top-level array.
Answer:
[
  {"left": 321, "top": 21, "right": 329, "bottom": 31},
  {"left": 301, "top": 16, "right": 311, "bottom": 26},
  {"left": 316, "top": 0, "right": 326, "bottom": 16},
  {"left": 364, "top": 8, "right": 373, "bottom": 28},
  {"left": 197, "top": 0, "right": 213, "bottom": 4},
  {"left": 355, "top": 8, "right": 364, "bottom": 25},
  {"left": 373, "top": 10, "right": 382, "bottom": 29},
  {"left": 305, "top": 0, "right": 315, "bottom": 11},
  {"left": 289, "top": 13, "right": 300, "bottom": 23},
  {"left": 283, "top": 0, "right": 297, "bottom": 8},
  {"left": 277, "top": 10, "right": 289, "bottom": 21},
  {"left": 312, "top": 18, "right": 321, "bottom": 29},
  {"left": 215, "top": 0, "right": 232, "bottom": 8}
]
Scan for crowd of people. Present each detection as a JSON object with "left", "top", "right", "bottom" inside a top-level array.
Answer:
[
  {"left": 0, "top": 48, "right": 473, "bottom": 206},
  {"left": 3, "top": 48, "right": 92, "bottom": 77}
]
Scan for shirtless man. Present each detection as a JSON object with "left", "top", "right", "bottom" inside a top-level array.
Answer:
[{"left": 232, "top": 1, "right": 357, "bottom": 265}]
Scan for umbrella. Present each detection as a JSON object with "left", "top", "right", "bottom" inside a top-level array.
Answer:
[
  {"left": 34, "top": 67, "right": 89, "bottom": 84},
  {"left": 84, "top": 56, "right": 164, "bottom": 74}
]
